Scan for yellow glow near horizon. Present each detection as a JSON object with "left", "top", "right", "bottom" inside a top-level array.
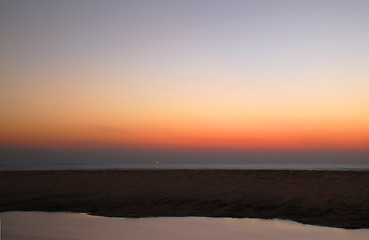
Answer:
[{"left": 1, "top": 68, "right": 368, "bottom": 150}]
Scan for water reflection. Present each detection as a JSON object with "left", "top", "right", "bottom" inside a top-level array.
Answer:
[{"left": 1, "top": 212, "right": 368, "bottom": 240}]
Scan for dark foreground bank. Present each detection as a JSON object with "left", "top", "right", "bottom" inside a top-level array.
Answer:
[{"left": 1, "top": 170, "right": 369, "bottom": 229}]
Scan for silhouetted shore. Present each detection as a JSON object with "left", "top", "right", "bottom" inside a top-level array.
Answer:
[{"left": 1, "top": 170, "right": 369, "bottom": 229}]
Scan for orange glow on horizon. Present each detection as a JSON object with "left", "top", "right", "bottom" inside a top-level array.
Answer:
[{"left": 2, "top": 120, "right": 369, "bottom": 151}]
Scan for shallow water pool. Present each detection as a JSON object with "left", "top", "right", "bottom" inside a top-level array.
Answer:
[{"left": 1, "top": 211, "right": 368, "bottom": 240}]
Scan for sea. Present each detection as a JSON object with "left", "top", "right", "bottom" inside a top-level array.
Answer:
[{"left": 1, "top": 163, "right": 369, "bottom": 171}]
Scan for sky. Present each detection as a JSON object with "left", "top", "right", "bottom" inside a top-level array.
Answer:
[{"left": 1, "top": 0, "right": 369, "bottom": 165}]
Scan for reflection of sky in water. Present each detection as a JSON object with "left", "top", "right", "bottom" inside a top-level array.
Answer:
[{"left": 1, "top": 212, "right": 369, "bottom": 240}]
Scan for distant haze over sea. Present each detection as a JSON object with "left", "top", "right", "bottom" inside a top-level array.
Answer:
[{"left": 1, "top": 147, "right": 369, "bottom": 170}]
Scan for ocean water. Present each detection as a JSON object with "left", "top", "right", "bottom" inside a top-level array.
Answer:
[
  {"left": 1, "top": 163, "right": 369, "bottom": 171},
  {"left": 1, "top": 211, "right": 369, "bottom": 240}
]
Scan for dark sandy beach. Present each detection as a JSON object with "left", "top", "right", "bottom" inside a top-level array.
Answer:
[{"left": 1, "top": 170, "right": 369, "bottom": 229}]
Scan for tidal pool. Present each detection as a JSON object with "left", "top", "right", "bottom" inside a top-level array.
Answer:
[{"left": 1, "top": 211, "right": 369, "bottom": 240}]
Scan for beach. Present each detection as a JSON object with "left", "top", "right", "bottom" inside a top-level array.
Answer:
[{"left": 1, "top": 170, "right": 369, "bottom": 229}]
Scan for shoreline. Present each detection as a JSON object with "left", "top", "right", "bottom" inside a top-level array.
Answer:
[
  {"left": 1, "top": 170, "right": 369, "bottom": 229},
  {"left": 2, "top": 163, "right": 369, "bottom": 171}
]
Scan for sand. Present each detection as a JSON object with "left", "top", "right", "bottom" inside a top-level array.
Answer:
[{"left": 1, "top": 170, "right": 369, "bottom": 229}]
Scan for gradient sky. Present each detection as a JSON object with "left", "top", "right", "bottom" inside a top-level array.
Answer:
[{"left": 1, "top": 1, "right": 369, "bottom": 164}]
